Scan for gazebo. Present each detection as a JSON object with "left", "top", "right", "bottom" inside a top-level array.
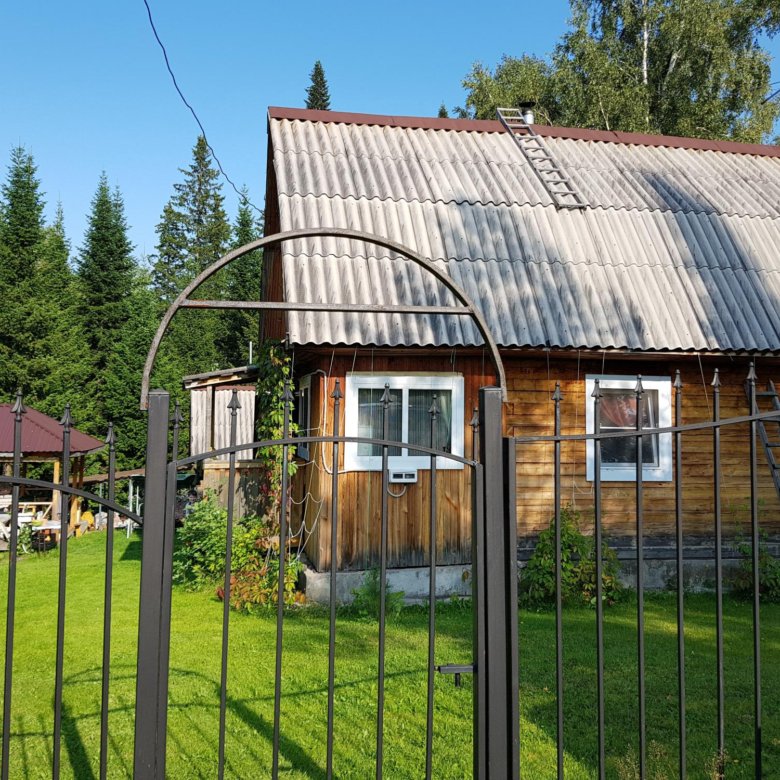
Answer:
[{"left": 0, "top": 404, "right": 105, "bottom": 523}]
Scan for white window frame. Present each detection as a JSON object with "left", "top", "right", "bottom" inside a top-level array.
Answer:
[
  {"left": 585, "top": 375, "right": 672, "bottom": 482},
  {"left": 296, "top": 374, "right": 312, "bottom": 461},
  {"left": 344, "top": 373, "right": 465, "bottom": 472}
]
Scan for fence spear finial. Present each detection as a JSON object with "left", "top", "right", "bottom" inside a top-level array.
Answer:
[
  {"left": 228, "top": 388, "right": 242, "bottom": 412},
  {"left": 711, "top": 368, "right": 721, "bottom": 389},
  {"left": 673, "top": 369, "right": 683, "bottom": 390},
  {"left": 747, "top": 361, "right": 757, "bottom": 383},
  {"left": 552, "top": 382, "right": 562, "bottom": 402},
  {"left": 172, "top": 400, "right": 184, "bottom": 426},
  {"left": 591, "top": 378, "right": 602, "bottom": 399},
  {"left": 11, "top": 389, "right": 25, "bottom": 417},
  {"left": 105, "top": 421, "right": 116, "bottom": 447},
  {"left": 429, "top": 393, "right": 440, "bottom": 418},
  {"left": 330, "top": 379, "right": 343, "bottom": 401},
  {"left": 635, "top": 375, "right": 644, "bottom": 395},
  {"left": 60, "top": 403, "right": 72, "bottom": 430}
]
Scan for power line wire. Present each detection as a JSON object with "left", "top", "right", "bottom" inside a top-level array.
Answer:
[{"left": 142, "top": 0, "right": 263, "bottom": 216}]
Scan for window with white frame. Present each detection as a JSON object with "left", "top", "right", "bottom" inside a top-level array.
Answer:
[
  {"left": 296, "top": 374, "right": 312, "bottom": 460},
  {"left": 585, "top": 375, "right": 672, "bottom": 482},
  {"left": 344, "top": 374, "right": 465, "bottom": 471}
]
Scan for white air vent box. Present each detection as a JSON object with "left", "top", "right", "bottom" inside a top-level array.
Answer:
[{"left": 389, "top": 470, "right": 418, "bottom": 484}]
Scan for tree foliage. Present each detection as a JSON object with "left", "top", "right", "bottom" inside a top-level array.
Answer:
[
  {"left": 305, "top": 60, "right": 332, "bottom": 110},
  {"left": 463, "top": 0, "right": 780, "bottom": 141}
]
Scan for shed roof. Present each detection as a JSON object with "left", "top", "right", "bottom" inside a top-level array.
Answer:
[
  {"left": 0, "top": 405, "right": 105, "bottom": 459},
  {"left": 267, "top": 107, "right": 780, "bottom": 354}
]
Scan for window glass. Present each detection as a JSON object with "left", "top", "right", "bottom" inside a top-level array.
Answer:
[
  {"left": 357, "top": 388, "right": 402, "bottom": 456},
  {"left": 407, "top": 389, "right": 452, "bottom": 452},
  {"left": 599, "top": 388, "right": 658, "bottom": 466}
]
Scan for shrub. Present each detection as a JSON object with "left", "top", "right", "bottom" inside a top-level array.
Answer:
[
  {"left": 732, "top": 531, "right": 780, "bottom": 603},
  {"left": 349, "top": 566, "right": 405, "bottom": 620},
  {"left": 172, "top": 494, "right": 303, "bottom": 608},
  {"left": 520, "top": 506, "right": 622, "bottom": 608}
]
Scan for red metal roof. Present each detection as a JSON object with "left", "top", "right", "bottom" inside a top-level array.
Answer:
[
  {"left": 0, "top": 405, "right": 105, "bottom": 457},
  {"left": 268, "top": 106, "right": 780, "bottom": 158}
]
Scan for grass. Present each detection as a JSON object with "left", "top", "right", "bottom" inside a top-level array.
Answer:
[{"left": 0, "top": 533, "right": 777, "bottom": 778}]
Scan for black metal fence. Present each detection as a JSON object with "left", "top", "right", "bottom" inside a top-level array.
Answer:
[
  {"left": 0, "top": 392, "right": 142, "bottom": 780},
  {"left": 512, "top": 365, "right": 779, "bottom": 779},
  {"left": 134, "top": 383, "right": 501, "bottom": 779}
]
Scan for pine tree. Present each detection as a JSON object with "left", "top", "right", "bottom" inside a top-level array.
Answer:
[
  {"left": 438, "top": 103, "right": 449, "bottom": 119},
  {"left": 78, "top": 174, "right": 135, "bottom": 378},
  {"left": 220, "top": 188, "right": 264, "bottom": 366},
  {"left": 305, "top": 60, "right": 331, "bottom": 110}
]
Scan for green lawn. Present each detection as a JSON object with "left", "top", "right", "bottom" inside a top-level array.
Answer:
[{"left": 0, "top": 533, "right": 777, "bottom": 778}]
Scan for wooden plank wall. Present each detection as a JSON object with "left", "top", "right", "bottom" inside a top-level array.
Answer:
[
  {"left": 509, "top": 355, "right": 780, "bottom": 540},
  {"left": 289, "top": 350, "right": 780, "bottom": 571},
  {"left": 291, "top": 351, "right": 493, "bottom": 570}
]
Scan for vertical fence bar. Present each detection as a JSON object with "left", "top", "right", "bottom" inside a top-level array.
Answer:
[
  {"left": 635, "top": 377, "right": 646, "bottom": 779},
  {"left": 592, "top": 381, "right": 606, "bottom": 780},
  {"left": 133, "top": 389, "right": 170, "bottom": 780},
  {"left": 425, "top": 396, "right": 439, "bottom": 780},
  {"left": 477, "top": 387, "right": 517, "bottom": 777},
  {"left": 52, "top": 406, "right": 72, "bottom": 779},
  {"left": 1, "top": 392, "right": 25, "bottom": 780},
  {"left": 99, "top": 423, "right": 117, "bottom": 780},
  {"left": 272, "top": 382, "right": 294, "bottom": 778},
  {"left": 155, "top": 402, "right": 182, "bottom": 775},
  {"left": 376, "top": 384, "right": 392, "bottom": 780},
  {"left": 218, "top": 392, "right": 241, "bottom": 780},
  {"left": 326, "top": 381, "right": 342, "bottom": 780},
  {"left": 471, "top": 421, "right": 486, "bottom": 780},
  {"left": 153, "top": 407, "right": 180, "bottom": 776},
  {"left": 712, "top": 370, "right": 725, "bottom": 777},
  {"left": 552, "top": 383, "right": 564, "bottom": 779},
  {"left": 747, "top": 363, "right": 762, "bottom": 776},
  {"left": 673, "top": 371, "right": 686, "bottom": 778}
]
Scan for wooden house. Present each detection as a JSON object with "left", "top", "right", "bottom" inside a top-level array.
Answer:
[{"left": 261, "top": 107, "right": 780, "bottom": 572}]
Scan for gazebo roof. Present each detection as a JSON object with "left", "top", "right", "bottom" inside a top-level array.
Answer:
[{"left": 0, "top": 404, "right": 105, "bottom": 460}]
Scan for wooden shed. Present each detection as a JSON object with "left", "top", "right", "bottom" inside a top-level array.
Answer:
[{"left": 262, "top": 107, "right": 780, "bottom": 572}]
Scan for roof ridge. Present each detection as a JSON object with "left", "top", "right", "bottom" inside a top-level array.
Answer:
[{"left": 269, "top": 106, "right": 780, "bottom": 159}]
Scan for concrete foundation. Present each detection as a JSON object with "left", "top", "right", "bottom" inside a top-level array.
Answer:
[{"left": 301, "top": 564, "right": 473, "bottom": 605}]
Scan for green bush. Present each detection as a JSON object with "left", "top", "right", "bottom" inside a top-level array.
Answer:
[
  {"left": 732, "top": 531, "right": 780, "bottom": 602},
  {"left": 520, "top": 506, "right": 622, "bottom": 608},
  {"left": 348, "top": 566, "right": 405, "bottom": 620},
  {"left": 172, "top": 494, "right": 302, "bottom": 609}
]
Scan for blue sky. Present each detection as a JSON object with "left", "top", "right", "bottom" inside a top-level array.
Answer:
[{"left": 1, "top": 1, "right": 778, "bottom": 259}]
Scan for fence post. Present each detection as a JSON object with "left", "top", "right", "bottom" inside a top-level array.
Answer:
[
  {"left": 476, "top": 386, "right": 519, "bottom": 779},
  {"left": 134, "top": 389, "right": 171, "bottom": 780}
]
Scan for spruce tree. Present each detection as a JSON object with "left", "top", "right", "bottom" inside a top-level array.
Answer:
[
  {"left": 0, "top": 147, "right": 47, "bottom": 398},
  {"left": 305, "top": 60, "right": 332, "bottom": 110},
  {"left": 438, "top": 103, "right": 449, "bottom": 118},
  {"left": 78, "top": 174, "right": 135, "bottom": 379},
  {"left": 220, "top": 187, "right": 263, "bottom": 366},
  {"left": 151, "top": 136, "right": 232, "bottom": 380}
]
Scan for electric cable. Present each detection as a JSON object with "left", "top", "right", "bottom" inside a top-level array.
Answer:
[{"left": 141, "top": 0, "right": 263, "bottom": 216}]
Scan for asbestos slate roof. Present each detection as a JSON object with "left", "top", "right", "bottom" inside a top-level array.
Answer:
[{"left": 268, "top": 107, "right": 780, "bottom": 353}]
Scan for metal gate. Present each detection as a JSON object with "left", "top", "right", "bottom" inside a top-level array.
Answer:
[{"left": 132, "top": 383, "right": 516, "bottom": 779}]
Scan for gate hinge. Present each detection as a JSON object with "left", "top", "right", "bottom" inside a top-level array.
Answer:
[{"left": 435, "top": 663, "right": 474, "bottom": 688}]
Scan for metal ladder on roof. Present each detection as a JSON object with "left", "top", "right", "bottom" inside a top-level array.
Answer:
[
  {"left": 496, "top": 107, "right": 587, "bottom": 210},
  {"left": 747, "top": 378, "right": 780, "bottom": 499}
]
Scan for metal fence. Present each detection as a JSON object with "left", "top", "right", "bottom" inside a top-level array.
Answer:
[
  {"left": 0, "top": 393, "right": 142, "bottom": 780},
  {"left": 512, "top": 365, "right": 779, "bottom": 779}
]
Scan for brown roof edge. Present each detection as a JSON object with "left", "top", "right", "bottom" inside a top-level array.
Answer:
[{"left": 268, "top": 106, "right": 780, "bottom": 158}]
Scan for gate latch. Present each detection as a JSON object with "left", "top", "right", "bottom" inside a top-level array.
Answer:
[{"left": 435, "top": 664, "right": 474, "bottom": 688}]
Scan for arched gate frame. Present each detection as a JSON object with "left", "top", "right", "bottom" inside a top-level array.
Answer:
[{"left": 134, "top": 229, "right": 518, "bottom": 779}]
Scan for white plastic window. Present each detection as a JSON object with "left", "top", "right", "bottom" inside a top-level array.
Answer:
[
  {"left": 344, "top": 374, "right": 465, "bottom": 471},
  {"left": 585, "top": 375, "right": 672, "bottom": 482}
]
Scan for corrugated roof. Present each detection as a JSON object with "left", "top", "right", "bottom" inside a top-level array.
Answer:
[
  {"left": 0, "top": 405, "right": 105, "bottom": 458},
  {"left": 268, "top": 109, "right": 780, "bottom": 353}
]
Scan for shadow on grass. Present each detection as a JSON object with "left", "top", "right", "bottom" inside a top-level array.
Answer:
[
  {"left": 61, "top": 702, "right": 95, "bottom": 780},
  {"left": 119, "top": 536, "right": 142, "bottom": 562}
]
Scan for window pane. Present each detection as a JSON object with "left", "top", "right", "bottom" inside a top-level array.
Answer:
[
  {"left": 357, "top": 388, "right": 402, "bottom": 456},
  {"left": 599, "top": 389, "right": 658, "bottom": 466},
  {"left": 407, "top": 389, "right": 452, "bottom": 453}
]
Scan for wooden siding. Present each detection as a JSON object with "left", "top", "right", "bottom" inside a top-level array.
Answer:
[
  {"left": 290, "top": 349, "right": 780, "bottom": 571},
  {"left": 509, "top": 356, "right": 780, "bottom": 540},
  {"left": 190, "top": 386, "right": 256, "bottom": 460},
  {"left": 291, "top": 351, "right": 493, "bottom": 570}
]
